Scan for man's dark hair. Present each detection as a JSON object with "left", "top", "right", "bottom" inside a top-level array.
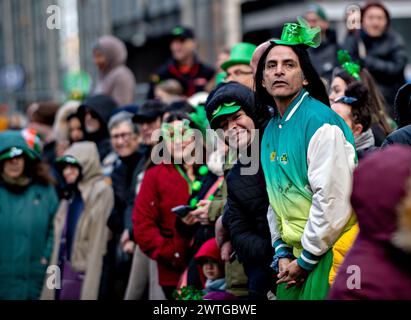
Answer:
[{"left": 254, "top": 42, "right": 330, "bottom": 115}]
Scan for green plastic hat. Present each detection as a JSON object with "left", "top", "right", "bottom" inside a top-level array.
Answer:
[
  {"left": 0, "top": 147, "right": 26, "bottom": 161},
  {"left": 272, "top": 17, "right": 321, "bottom": 48},
  {"left": 221, "top": 42, "right": 257, "bottom": 71},
  {"left": 210, "top": 102, "right": 241, "bottom": 125}
]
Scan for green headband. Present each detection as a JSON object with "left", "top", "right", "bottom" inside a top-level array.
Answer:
[
  {"left": 337, "top": 50, "right": 361, "bottom": 81},
  {"left": 272, "top": 17, "right": 321, "bottom": 48}
]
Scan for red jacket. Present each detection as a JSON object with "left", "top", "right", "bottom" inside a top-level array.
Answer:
[{"left": 132, "top": 163, "right": 191, "bottom": 286}]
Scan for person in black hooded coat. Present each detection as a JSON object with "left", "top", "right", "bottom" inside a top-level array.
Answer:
[
  {"left": 383, "top": 83, "right": 411, "bottom": 147},
  {"left": 77, "top": 95, "right": 118, "bottom": 161},
  {"left": 205, "top": 81, "right": 275, "bottom": 300}
]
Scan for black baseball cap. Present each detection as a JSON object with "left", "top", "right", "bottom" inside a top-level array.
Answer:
[
  {"left": 132, "top": 100, "right": 166, "bottom": 123},
  {"left": 170, "top": 26, "right": 195, "bottom": 41}
]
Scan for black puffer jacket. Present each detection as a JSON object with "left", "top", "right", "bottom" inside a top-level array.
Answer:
[
  {"left": 224, "top": 162, "right": 272, "bottom": 265},
  {"left": 382, "top": 124, "right": 411, "bottom": 148},
  {"left": 224, "top": 161, "right": 274, "bottom": 299},
  {"left": 344, "top": 29, "right": 407, "bottom": 113}
]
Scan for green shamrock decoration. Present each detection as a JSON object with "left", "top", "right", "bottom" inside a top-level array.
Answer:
[
  {"left": 337, "top": 50, "right": 361, "bottom": 81},
  {"left": 173, "top": 286, "right": 205, "bottom": 300}
]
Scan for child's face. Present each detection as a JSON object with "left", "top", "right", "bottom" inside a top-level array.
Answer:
[{"left": 202, "top": 261, "right": 223, "bottom": 281}]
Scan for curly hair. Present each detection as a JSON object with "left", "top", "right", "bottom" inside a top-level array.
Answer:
[
  {"left": 344, "top": 81, "right": 373, "bottom": 132},
  {"left": 332, "top": 67, "right": 392, "bottom": 135}
]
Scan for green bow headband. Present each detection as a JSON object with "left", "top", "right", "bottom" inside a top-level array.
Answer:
[
  {"left": 273, "top": 17, "right": 321, "bottom": 48},
  {"left": 337, "top": 50, "right": 361, "bottom": 81},
  {"left": 161, "top": 119, "right": 194, "bottom": 141},
  {"left": 189, "top": 106, "right": 209, "bottom": 137}
]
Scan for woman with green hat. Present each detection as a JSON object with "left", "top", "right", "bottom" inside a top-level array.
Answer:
[{"left": 0, "top": 130, "right": 59, "bottom": 300}]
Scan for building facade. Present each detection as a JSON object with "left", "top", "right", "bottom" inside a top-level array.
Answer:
[{"left": 0, "top": 0, "right": 61, "bottom": 110}]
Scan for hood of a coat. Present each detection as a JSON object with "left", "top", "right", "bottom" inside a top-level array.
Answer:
[
  {"left": 351, "top": 145, "right": 411, "bottom": 243},
  {"left": 63, "top": 141, "right": 102, "bottom": 183},
  {"left": 78, "top": 94, "right": 118, "bottom": 127},
  {"left": 394, "top": 82, "right": 411, "bottom": 128},
  {"left": 95, "top": 35, "right": 127, "bottom": 75},
  {"left": 194, "top": 238, "right": 223, "bottom": 265},
  {"left": 53, "top": 100, "right": 81, "bottom": 141}
]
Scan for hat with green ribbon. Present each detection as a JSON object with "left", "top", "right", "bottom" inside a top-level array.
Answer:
[
  {"left": 272, "top": 16, "right": 321, "bottom": 48},
  {"left": 221, "top": 42, "right": 257, "bottom": 71},
  {"left": 337, "top": 49, "right": 361, "bottom": 81},
  {"left": 210, "top": 101, "right": 241, "bottom": 125}
]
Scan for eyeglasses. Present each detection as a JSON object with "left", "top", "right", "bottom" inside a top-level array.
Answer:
[
  {"left": 335, "top": 96, "right": 358, "bottom": 105},
  {"left": 110, "top": 132, "right": 134, "bottom": 141}
]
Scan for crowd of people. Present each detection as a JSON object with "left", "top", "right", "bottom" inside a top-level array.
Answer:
[{"left": 1, "top": 1, "right": 411, "bottom": 300}]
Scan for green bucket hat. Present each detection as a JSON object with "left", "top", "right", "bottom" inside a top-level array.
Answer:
[
  {"left": 221, "top": 42, "right": 257, "bottom": 71},
  {"left": 0, "top": 147, "right": 33, "bottom": 162},
  {"left": 210, "top": 102, "right": 241, "bottom": 125},
  {"left": 272, "top": 17, "right": 321, "bottom": 48}
]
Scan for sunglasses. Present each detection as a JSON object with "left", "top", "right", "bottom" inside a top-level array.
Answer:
[{"left": 335, "top": 96, "right": 358, "bottom": 105}]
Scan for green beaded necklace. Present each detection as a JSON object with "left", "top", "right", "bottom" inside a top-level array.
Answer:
[{"left": 174, "top": 164, "right": 209, "bottom": 196}]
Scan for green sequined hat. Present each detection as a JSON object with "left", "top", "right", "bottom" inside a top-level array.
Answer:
[{"left": 272, "top": 16, "right": 321, "bottom": 48}]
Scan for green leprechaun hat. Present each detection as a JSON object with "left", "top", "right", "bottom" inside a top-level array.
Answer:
[
  {"left": 272, "top": 16, "right": 321, "bottom": 48},
  {"left": 221, "top": 42, "right": 257, "bottom": 71}
]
